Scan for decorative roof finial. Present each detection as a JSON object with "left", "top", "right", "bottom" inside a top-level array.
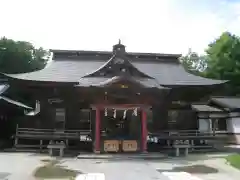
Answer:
[{"left": 112, "top": 39, "right": 125, "bottom": 54}]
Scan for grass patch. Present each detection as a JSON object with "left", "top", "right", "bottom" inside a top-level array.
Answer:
[
  {"left": 34, "top": 159, "right": 80, "bottom": 179},
  {"left": 226, "top": 154, "right": 240, "bottom": 169}
]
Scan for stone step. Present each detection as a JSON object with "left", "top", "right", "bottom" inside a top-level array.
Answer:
[{"left": 77, "top": 153, "right": 166, "bottom": 159}]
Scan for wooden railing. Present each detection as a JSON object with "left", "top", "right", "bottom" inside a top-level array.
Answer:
[
  {"left": 147, "top": 130, "right": 229, "bottom": 151},
  {"left": 148, "top": 130, "right": 228, "bottom": 139},
  {"left": 15, "top": 127, "right": 91, "bottom": 140},
  {"left": 13, "top": 126, "right": 93, "bottom": 149}
]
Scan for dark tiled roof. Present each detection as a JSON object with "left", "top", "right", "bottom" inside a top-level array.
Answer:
[
  {"left": 211, "top": 97, "right": 240, "bottom": 109},
  {"left": 4, "top": 59, "right": 225, "bottom": 86},
  {"left": 5, "top": 60, "right": 105, "bottom": 83},
  {"left": 192, "top": 104, "right": 222, "bottom": 112},
  {"left": 3, "top": 41, "right": 226, "bottom": 86},
  {"left": 133, "top": 61, "right": 224, "bottom": 86}
]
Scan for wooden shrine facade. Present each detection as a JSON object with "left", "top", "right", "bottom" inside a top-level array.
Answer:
[
  {"left": 91, "top": 104, "right": 149, "bottom": 153},
  {"left": 3, "top": 41, "right": 227, "bottom": 153}
]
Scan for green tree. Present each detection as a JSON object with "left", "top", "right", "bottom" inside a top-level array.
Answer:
[
  {"left": 0, "top": 37, "right": 50, "bottom": 74},
  {"left": 180, "top": 48, "right": 206, "bottom": 75},
  {"left": 204, "top": 32, "right": 240, "bottom": 95}
]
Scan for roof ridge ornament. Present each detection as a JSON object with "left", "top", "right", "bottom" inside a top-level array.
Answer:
[{"left": 113, "top": 39, "right": 125, "bottom": 54}]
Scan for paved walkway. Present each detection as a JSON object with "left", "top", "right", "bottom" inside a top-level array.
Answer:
[
  {"left": 0, "top": 152, "right": 239, "bottom": 180},
  {"left": 0, "top": 152, "right": 46, "bottom": 180},
  {"left": 63, "top": 153, "right": 240, "bottom": 180},
  {"left": 0, "top": 153, "right": 30, "bottom": 179}
]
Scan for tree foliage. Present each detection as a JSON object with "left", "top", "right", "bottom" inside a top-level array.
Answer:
[
  {"left": 180, "top": 32, "right": 240, "bottom": 95},
  {"left": 180, "top": 49, "right": 206, "bottom": 76},
  {"left": 203, "top": 32, "right": 240, "bottom": 95},
  {"left": 0, "top": 37, "right": 50, "bottom": 74}
]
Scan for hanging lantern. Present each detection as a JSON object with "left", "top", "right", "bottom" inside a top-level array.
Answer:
[
  {"left": 113, "top": 109, "right": 116, "bottom": 118},
  {"left": 132, "top": 108, "right": 138, "bottom": 116},
  {"left": 123, "top": 109, "right": 127, "bottom": 119},
  {"left": 104, "top": 108, "right": 108, "bottom": 116}
]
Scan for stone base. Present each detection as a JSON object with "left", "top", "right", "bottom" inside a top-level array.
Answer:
[
  {"left": 94, "top": 150, "right": 101, "bottom": 154},
  {"left": 77, "top": 152, "right": 166, "bottom": 159},
  {"left": 227, "top": 134, "right": 240, "bottom": 144}
]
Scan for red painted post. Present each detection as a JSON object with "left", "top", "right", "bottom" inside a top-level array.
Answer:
[
  {"left": 141, "top": 109, "right": 147, "bottom": 153},
  {"left": 95, "top": 107, "right": 101, "bottom": 153}
]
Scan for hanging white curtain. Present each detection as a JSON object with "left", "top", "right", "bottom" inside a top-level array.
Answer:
[
  {"left": 132, "top": 108, "right": 138, "bottom": 116},
  {"left": 104, "top": 108, "right": 108, "bottom": 116},
  {"left": 123, "top": 109, "right": 127, "bottom": 119},
  {"left": 113, "top": 109, "right": 116, "bottom": 118}
]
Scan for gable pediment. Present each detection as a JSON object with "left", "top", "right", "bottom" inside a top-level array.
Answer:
[
  {"left": 83, "top": 41, "right": 154, "bottom": 79},
  {"left": 84, "top": 54, "right": 153, "bottom": 78}
]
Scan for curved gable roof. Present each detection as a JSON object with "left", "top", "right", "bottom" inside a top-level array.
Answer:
[
  {"left": 2, "top": 42, "right": 226, "bottom": 87},
  {"left": 83, "top": 53, "right": 153, "bottom": 79}
]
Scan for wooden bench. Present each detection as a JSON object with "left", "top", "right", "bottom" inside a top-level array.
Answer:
[
  {"left": 47, "top": 141, "right": 66, "bottom": 157},
  {"left": 14, "top": 126, "right": 92, "bottom": 150}
]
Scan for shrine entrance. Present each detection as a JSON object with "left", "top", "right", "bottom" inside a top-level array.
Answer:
[{"left": 92, "top": 104, "right": 148, "bottom": 153}]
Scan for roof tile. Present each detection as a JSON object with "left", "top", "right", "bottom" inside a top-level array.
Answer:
[{"left": 4, "top": 56, "right": 225, "bottom": 86}]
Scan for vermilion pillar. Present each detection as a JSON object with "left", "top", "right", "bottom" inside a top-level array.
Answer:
[
  {"left": 141, "top": 109, "right": 147, "bottom": 153},
  {"left": 95, "top": 107, "right": 101, "bottom": 153}
]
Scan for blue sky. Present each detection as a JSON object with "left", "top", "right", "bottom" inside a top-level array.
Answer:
[{"left": 0, "top": 0, "right": 239, "bottom": 54}]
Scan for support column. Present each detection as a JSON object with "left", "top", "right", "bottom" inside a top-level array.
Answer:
[
  {"left": 94, "top": 107, "right": 101, "bottom": 153},
  {"left": 141, "top": 109, "right": 147, "bottom": 153}
]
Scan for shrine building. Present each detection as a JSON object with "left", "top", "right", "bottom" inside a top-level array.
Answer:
[{"left": 2, "top": 41, "right": 226, "bottom": 153}]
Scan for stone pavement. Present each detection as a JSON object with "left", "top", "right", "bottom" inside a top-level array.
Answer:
[
  {"left": 0, "top": 152, "right": 47, "bottom": 180},
  {"left": 0, "top": 152, "right": 239, "bottom": 180},
  {"left": 64, "top": 158, "right": 169, "bottom": 180},
  {"left": 63, "top": 153, "right": 240, "bottom": 180}
]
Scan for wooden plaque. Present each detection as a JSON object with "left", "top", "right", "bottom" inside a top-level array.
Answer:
[
  {"left": 104, "top": 140, "right": 120, "bottom": 152},
  {"left": 122, "top": 140, "right": 137, "bottom": 152}
]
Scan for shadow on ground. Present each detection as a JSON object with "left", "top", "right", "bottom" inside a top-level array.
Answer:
[
  {"left": 34, "top": 158, "right": 82, "bottom": 179},
  {"left": 157, "top": 165, "right": 219, "bottom": 174}
]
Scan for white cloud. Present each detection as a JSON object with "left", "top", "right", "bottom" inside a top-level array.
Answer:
[{"left": 0, "top": 0, "right": 239, "bottom": 54}]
